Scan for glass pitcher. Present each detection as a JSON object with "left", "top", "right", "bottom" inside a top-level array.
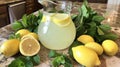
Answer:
[{"left": 37, "top": 0, "right": 76, "bottom": 50}]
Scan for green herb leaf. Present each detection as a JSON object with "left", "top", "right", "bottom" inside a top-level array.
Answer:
[
  {"left": 52, "top": 55, "right": 65, "bottom": 67},
  {"left": 48, "top": 50, "right": 61, "bottom": 58},
  {"left": 21, "top": 14, "right": 28, "bottom": 27},
  {"left": 92, "top": 15, "right": 105, "bottom": 23},
  {"left": 100, "top": 33, "right": 119, "bottom": 40},
  {"left": 9, "top": 33, "right": 21, "bottom": 40},
  {"left": 8, "top": 55, "right": 40, "bottom": 67},
  {"left": 31, "top": 55, "right": 40, "bottom": 65},
  {"left": 12, "top": 21, "right": 23, "bottom": 31},
  {"left": 97, "top": 26, "right": 105, "bottom": 35},
  {"left": 86, "top": 22, "right": 97, "bottom": 37},
  {"left": 8, "top": 59, "right": 25, "bottom": 67},
  {"left": 49, "top": 51, "right": 72, "bottom": 67},
  {"left": 99, "top": 24, "right": 111, "bottom": 32}
]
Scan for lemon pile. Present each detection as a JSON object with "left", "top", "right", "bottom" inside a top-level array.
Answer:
[
  {"left": 0, "top": 29, "right": 40, "bottom": 57},
  {"left": 72, "top": 34, "right": 118, "bottom": 67}
]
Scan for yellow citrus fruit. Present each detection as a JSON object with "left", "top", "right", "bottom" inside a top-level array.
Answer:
[
  {"left": 102, "top": 40, "right": 118, "bottom": 56},
  {"left": 85, "top": 42, "right": 103, "bottom": 55},
  {"left": 72, "top": 46, "right": 101, "bottom": 67},
  {"left": 0, "top": 39, "right": 20, "bottom": 57},
  {"left": 15, "top": 29, "right": 31, "bottom": 37},
  {"left": 21, "top": 33, "right": 39, "bottom": 40},
  {"left": 52, "top": 13, "right": 71, "bottom": 27},
  {"left": 77, "top": 35, "right": 94, "bottom": 44},
  {"left": 41, "top": 13, "right": 56, "bottom": 23},
  {"left": 19, "top": 36, "right": 40, "bottom": 56}
]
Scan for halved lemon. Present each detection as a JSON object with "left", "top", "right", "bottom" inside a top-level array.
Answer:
[
  {"left": 52, "top": 13, "right": 71, "bottom": 27},
  {"left": 19, "top": 36, "right": 40, "bottom": 56},
  {"left": 21, "top": 33, "right": 39, "bottom": 40},
  {"left": 15, "top": 29, "right": 31, "bottom": 37}
]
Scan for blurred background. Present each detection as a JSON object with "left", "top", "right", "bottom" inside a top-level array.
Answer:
[{"left": 0, "top": 0, "right": 120, "bottom": 28}]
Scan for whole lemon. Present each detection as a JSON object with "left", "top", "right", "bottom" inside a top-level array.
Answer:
[
  {"left": 77, "top": 35, "right": 94, "bottom": 44},
  {"left": 102, "top": 40, "right": 118, "bottom": 56},
  {"left": 15, "top": 29, "right": 31, "bottom": 37},
  {"left": 0, "top": 39, "right": 20, "bottom": 57},
  {"left": 72, "top": 46, "right": 101, "bottom": 67},
  {"left": 85, "top": 42, "right": 103, "bottom": 55}
]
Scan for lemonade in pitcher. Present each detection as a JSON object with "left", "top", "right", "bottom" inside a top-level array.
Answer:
[{"left": 38, "top": 0, "right": 76, "bottom": 50}]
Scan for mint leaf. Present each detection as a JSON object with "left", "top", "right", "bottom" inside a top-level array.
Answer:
[
  {"left": 92, "top": 15, "right": 105, "bottom": 23},
  {"left": 21, "top": 14, "right": 28, "bottom": 27},
  {"left": 49, "top": 51, "right": 72, "bottom": 67},
  {"left": 12, "top": 21, "right": 23, "bottom": 31},
  {"left": 99, "top": 24, "right": 111, "bottom": 32},
  {"left": 9, "top": 33, "right": 21, "bottom": 40},
  {"left": 97, "top": 26, "right": 105, "bottom": 35},
  {"left": 8, "top": 55, "right": 40, "bottom": 67},
  {"left": 52, "top": 55, "right": 65, "bottom": 67},
  {"left": 48, "top": 50, "right": 61, "bottom": 58},
  {"left": 100, "top": 33, "right": 119, "bottom": 40},
  {"left": 32, "top": 55, "right": 40, "bottom": 65},
  {"left": 8, "top": 59, "right": 25, "bottom": 67},
  {"left": 86, "top": 22, "right": 97, "bottom": 37}
]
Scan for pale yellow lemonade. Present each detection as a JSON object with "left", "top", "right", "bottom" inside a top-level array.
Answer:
[{"left": 38, "top": 13, "right": 76, "bottom": 50}]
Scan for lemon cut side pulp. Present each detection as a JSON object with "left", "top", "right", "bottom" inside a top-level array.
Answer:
[{"left": 19, "top": 36, "right": 40, "bottom": 56}]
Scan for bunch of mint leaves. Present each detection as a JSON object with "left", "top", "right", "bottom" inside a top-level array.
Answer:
[
  {"left": 8, "top": 55, "right": 40, "bottom": 67},
  {"left": 69, "top": 0, "right": 118, "bottom": 59},
  {"left": 11, "top": 11, "right": 43, "bottom": 33},
  {"left": 72, "top": 0, "right": 118, "bottom": 43},
  {"left": 48, "top": 50, "right": 72, "bottom": 67}
]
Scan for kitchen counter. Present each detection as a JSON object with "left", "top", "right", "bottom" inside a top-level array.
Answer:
[
  {"left": 0, "top": 2, "right": 120, "bottom": 67},
  {"left": 0, "top": 0, "right": 24, "bottom": 6}
]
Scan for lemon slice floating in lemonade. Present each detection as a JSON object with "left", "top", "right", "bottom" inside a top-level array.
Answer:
[{"left": 52, "top": 13, "right": 71, "bottom": 27}]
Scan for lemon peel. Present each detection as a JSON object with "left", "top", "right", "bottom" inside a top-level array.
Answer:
[
  {"left": 85, "top": 42, "right": 103, "bottom": 55},
  {"left": 72, "top": 46, "right": 101, "bottom": 67},
  {"left": 0, "top": 39, "right": 20, "bottom": 57},
  {"left": 102, "top": 40, "right": 118, "bottom": 56},
  {"left": 21, "top": 33, "right": 39, "bottom": 40},
  {"left": 15, "top": 29, "right": 31, "bottom": 37},
  {"left": 77, "top": 35, "right": 94, "bottom": 44}
]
